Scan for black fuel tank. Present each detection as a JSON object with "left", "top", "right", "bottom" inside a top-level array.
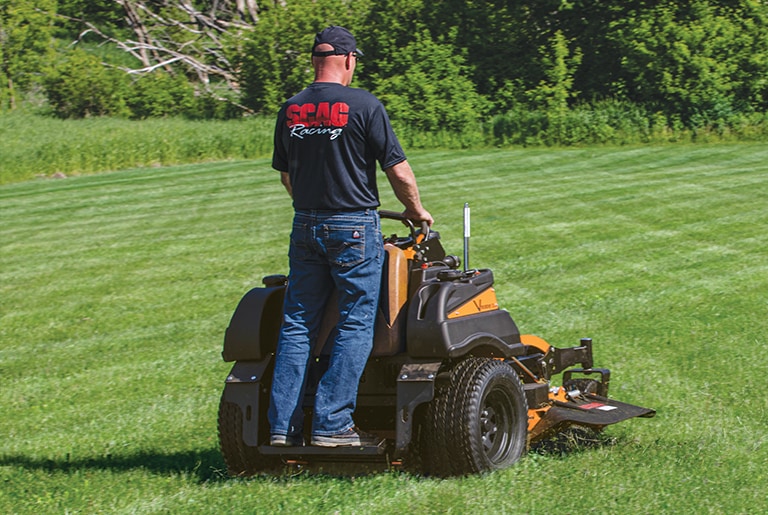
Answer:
[{"left": 406, "top": 269, "right": 524, "bottom": 358}]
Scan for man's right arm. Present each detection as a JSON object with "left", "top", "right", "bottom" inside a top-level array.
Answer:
[{"left": 384, "top": 160, "right": 433, "bottom": 226}]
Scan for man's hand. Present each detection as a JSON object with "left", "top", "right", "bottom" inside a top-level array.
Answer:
[{"left": 403, "top": 207, "right": 434, "bottom": 227}]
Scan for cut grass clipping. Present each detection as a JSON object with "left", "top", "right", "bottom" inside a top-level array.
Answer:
[{"left": 1, "top": 144, "right": 767, "bottom": 514}]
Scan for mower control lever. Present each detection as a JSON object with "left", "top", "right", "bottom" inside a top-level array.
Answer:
[{"left": 379, "top": 210, "right": 430, "bottom": 241}]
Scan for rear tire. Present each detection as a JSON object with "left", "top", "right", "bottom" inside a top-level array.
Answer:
[
  {"left": 217, "top": 390, "right": 277, "bottom": 476},
  {"left": 419, "top": 358, "right": 528, "bottom": 476}
]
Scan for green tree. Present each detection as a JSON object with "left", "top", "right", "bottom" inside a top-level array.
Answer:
[
  {"left": 524, "top": 30, "right": 583, "bottom": 144},
  {"left": 0, "top": 0, "right": 57, "bottom": 110},
  {"left": 526, "top": 30, "right": 582, "bottom": 113},
  {"left": 353, "top": 0, "right": 426, "bottom": 87},
  {"left": 608, "top": 1, "right": 768, "bottom": 122},
  {"left": 421, "top": 0, "right": 583, "bottom": 105},
  {"left": 55, "top": 0, "right": 123, "bottom": 37}
]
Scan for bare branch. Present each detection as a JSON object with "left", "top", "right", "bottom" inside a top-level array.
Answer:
[
  {"left": 63, "top": 1, "right": 265, "bottom": 113},
  {"left": 127, "top": 56, "right": 184, "bottom": 74}
]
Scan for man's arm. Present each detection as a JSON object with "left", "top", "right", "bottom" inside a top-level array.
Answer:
[
  {"left": 384, "top": 160, "right": 433, "bottom": 225},
  {"left": 280, "top": 171, "right": 293, "bottom": 198}
]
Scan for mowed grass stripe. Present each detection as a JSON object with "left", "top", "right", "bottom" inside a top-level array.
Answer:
[{"left": 1, "top": 157, "right": 285, "bottom": 440}]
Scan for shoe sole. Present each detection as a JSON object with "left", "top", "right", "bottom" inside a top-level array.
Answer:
[
  {"left": 311, "top": 440, "right": 359, "bottom": 448},
  {"left": 270, "top": 437, "right": 304, "bottom": 447},
  {"left": 311, "top": 437, "right": 381, "bottom": 448}
]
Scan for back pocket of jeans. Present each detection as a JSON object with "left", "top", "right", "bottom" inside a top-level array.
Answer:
[{"left": 325, "top": 225, "right": 365, "bottom": 267}]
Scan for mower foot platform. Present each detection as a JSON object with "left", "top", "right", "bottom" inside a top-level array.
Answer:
[{"left": 258, "top": 439, "right": 388, "bottom": 457}]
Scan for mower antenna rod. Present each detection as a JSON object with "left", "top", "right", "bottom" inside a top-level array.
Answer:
[{"left": 463, "top": 202, "right": 470, "bottom": 272}]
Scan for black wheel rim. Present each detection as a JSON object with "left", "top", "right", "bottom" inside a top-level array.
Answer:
[{"left": 480, "top": 386, "right": 515, "bottom": 463}]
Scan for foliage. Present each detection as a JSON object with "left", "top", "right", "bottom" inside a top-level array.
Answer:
[
  {"left": 369, "top": 29, "right": 489, "bottom": 144},
  {"left": 3, "top": 0, "right": 768, "bottom": 136},
  {"left": 0, "top": 0, "right": 57, "bottom": 110},
  {"left": 607, "top": 0, "right": 768, "bottom": 123},
  {"left": 420, "top": 0, "right": 555, "bottom": 99},
  {"left": 489, "top": 99, "right": 768, "bottom": 147},
  {"left": 354, "top": 0, "right": 426, "bottom": 84},
  {"left": 124, "top": 72, "right": 196, "bottom": 119},
  {"left": 54, "top": 0, "right": 123, "bottom": 36},
  {"left": 0, "top": 112, "right": 274, "bottom": 184},
  {"left": 526, "top": 31, "right": 582, "bottom": 113},
  {"left": 42, "top": 46, "right": 234, "bottom": 119},
  {"left": 43, "top": 47, "right": 130, "bottom": 118},
  {"left": 522, "top": 30, "right": 584, "bottom": 144}
]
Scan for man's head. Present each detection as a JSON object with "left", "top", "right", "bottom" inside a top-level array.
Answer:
[
  {"left": 312, "top": 26, "right": 363, "bottom": 58},
  {"left": 311, "top": 26, "right": 361, "bottom": 86}
]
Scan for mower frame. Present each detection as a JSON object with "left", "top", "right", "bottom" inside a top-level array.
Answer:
[{"left": 217, "top": 210, "right": 654, "bottom": 476}]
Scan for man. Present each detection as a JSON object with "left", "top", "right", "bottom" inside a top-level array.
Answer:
[{"left": 268, "top": 26, "right": 433, "bottom": 448}]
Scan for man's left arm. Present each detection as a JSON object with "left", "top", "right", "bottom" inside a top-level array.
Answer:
[{"left": 280, "top": 171, "right": 293, "bottom": 198}]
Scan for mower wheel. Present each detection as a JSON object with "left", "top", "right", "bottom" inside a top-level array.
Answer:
[
  {"left": 217, "top": 393, "right": 278, "bottom": 476},
  {"left": 419, "top": 357, "right": 528, "bottom": 476}
]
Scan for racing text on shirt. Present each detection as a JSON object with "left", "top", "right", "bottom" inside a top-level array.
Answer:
[{"left": 286, "top": 102, "right": 349, "bottom": 141}]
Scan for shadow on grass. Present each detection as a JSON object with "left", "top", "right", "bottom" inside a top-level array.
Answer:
[
  {"left": 1, "top": 430, "right": 621, "bottom": 483},
  {"left": 0, "top": 449, "right": 400, "bottom": 481},
  {"left": 0, "top": 448, "right": 228, "bottom": 483}
]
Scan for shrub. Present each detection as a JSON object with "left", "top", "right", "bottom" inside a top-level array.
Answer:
[
  {"left": 125, "top": 72, "right": 196, "bottom": 119},
  {"left": 370, "top": 29, "right": 489, "bottom": 147},
  {"left": 489, "top": 99, "right": 689, "bottom": 146},
  {"left": 43, "top": 48, "right": 130, "bottom": 118}
]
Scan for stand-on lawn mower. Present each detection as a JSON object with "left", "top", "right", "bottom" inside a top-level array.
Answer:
[{"left": 217, "top": 206, "right": 655, "bottom": 476}]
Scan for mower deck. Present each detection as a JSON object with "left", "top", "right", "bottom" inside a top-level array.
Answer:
[{"left": 530, "top": 393, "right": 656, "bottom": 441}]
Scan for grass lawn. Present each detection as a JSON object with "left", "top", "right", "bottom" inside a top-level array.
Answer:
[{"left": 1, "top": 144, "right": 767, "bottom": 513}]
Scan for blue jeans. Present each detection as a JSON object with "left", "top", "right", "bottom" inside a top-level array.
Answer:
[{"left": 268, "top": 209, "right": 383, "bottom": 437}]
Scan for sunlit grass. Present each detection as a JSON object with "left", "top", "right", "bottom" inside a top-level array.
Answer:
[
  {"left": 0, "top": 113, "right": 274, "bottom": 184},
  {"left": 1, "top": 144, "right": 767, "bottom": 513}
]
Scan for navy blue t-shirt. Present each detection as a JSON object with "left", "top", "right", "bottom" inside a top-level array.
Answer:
[{"left": 272, "top": 82, "right": 406, "bottom": 210}]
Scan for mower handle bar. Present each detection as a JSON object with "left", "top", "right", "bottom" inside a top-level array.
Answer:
[{"left": 378, "top": 210, "right": 430, "bottom": 240}]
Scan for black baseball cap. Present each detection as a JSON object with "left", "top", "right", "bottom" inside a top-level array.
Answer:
[{"left": 312, "top": 26, "right": 364, "bottom": 57}]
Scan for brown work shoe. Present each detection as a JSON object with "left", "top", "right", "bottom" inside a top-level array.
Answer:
[{"left": 311, "top": 426, "right": 382, "bottom": 447}]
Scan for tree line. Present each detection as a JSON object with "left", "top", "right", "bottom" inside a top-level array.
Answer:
[{"left": 2, "top": 0, "right": 768, "bottom": 144}]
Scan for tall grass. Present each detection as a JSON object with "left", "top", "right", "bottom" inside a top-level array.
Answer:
[
  {"left": 0, "top": 113, "right": 274, "bottom": 184},
  {"left": 4, "top": 104, "right": 768, "bottom": 185},
  {"left": 2, "top": 144, "right": 767, "bottom": 513},
  {"left": 489, "top": 99, "right": 768, "bottom": 147}
]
